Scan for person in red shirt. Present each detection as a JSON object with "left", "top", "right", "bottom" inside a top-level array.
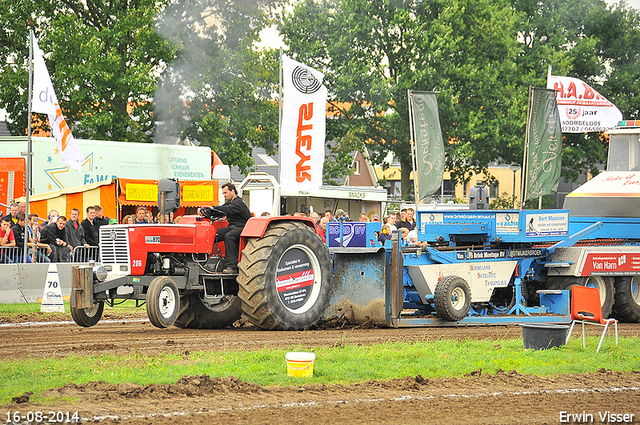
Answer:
[{"left": 1, "top": 216, "right": 16, "bottom": 263}]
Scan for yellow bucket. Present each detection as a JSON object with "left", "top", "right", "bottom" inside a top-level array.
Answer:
[{"left": 286, "top": 352, "right": 315, "bottom": 378}]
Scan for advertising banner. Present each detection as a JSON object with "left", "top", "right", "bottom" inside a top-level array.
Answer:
[
  {"left": 280, "top": 55, "right": 326, "bottom": 194},
  {"left": 525, "top": 87, "right": 563, "bottom": 201},
  {"left": 31, "top": 33, "right": 84, "bottom": 171},
  {"left": 547, "top": 75, "right": 622, "bottom": 133},
  {"left": 408, "top": 91, "right": 445, "bottom": 201}
]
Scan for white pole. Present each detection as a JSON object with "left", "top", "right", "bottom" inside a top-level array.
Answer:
[
  {"left": 407, "top": 90, "right": 419, "bottom": 213},
  {"left": 24, "top": 31, "right": 34, "bottom": 261},
  {"left": 521, "top": 86, "right": 533, "bottom": 209}
]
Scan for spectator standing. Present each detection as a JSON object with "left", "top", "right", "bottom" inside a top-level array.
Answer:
[
  {"left": 41, "top": 216, "right": 71, "bottom": 262},
  {"left": 134, "top": 207, "right": 149, "bottom": 224},
  {"left": 93, "top": 205, "right": 110, "bottom": 228},
  {"left": 334, "top": 209, "right": 345, "bottom": 221},
  {"left": 310, "top": 211, "right": 320, "bottom": 225},
  {"left": 318, "top": 216, "right": 329, "bottom": 244},
  {"left": 324, "top": 210, "right": 333, "bottom": 222},
  {"left": 10, "top": 213, "right": 32, "bottom": 262},
  {"left": 387, "top": 213, "right": 399, "bottom": 233},
  {"left": 0, "top": 216, "right": 16, "bottom": 263},
  {"left": 81, "top": 206, "right": 100, "bottom": 247},
  {"left": 65, "top": 208, "right": 89, "bottom": 251},
  {"left": 27, "top": 214, "right": 51, "bottom": 263},
  {"left": 359, "top": 213, "right": 370, "bottom": 222},
  {"left": 41, "top": 210, "right": 59, "bottom": 232},
  {"left": 397, "top": 207, "right": 417, "bottom": 231},
  {"left": 2, "top": 202, "right": 19, "bottom": 225}
]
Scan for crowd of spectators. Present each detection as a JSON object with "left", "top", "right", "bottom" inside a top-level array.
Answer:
[{"left": 0, "top": 202, "right": 114, "bottom": 264}]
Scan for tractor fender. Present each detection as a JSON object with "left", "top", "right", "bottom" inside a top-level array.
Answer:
[{"left": 239, "top": 216, "right": 317, "bottom": 256}]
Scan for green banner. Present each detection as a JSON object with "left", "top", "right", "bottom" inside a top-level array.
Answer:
[
  {"left": 409, "top": 91, "right": 445, "bottom": 201},
  {"left": 525, "top": 87, "right": 563, "bottom": 201}
]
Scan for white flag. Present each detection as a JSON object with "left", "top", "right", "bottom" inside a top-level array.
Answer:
[
  {"left": 31, "top": 34, "right": 84, "bottom": 171},
  {"left": 547, "top": 74, "right": 622, "bottom": 133},
  {"left": 279, "top": 55, "right": 326, "bottom": 194}
]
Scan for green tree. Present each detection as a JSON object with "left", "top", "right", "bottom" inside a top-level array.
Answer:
[
  {"left": 0, "top": 0, "right": 173, "bottom": 142},
  {"left": 280, "top": 0, "right": 524, "bottom": 199},
  {"left": 512, "top": 0, "right": 640, "bottom": 182},
  {"left": 154, "top": 0, "right": 283, "bottom": 172}
]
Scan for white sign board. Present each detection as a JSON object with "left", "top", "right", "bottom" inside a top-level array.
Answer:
[{"left": 0, "top": 137, "right": 212, "bottom": 195}]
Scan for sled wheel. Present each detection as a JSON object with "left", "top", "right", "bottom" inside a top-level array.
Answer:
[
  {"left": 174, "top": 291, "right": 242, "bottom": 329},
  {"left": 547, "top": 275, "right": 614, "bottom": 318},
  {"left": 612, "top": 275, "right": 640, "bottom": 322},
  {"left": 146, "top": 276, "right": 180, "bottom": 328},
  {"left": 70, "top": 296, "right": 104, "bottom": 327},
  {"left": 434, "top": 276, "right": 471, "bottom": 322},
  {"left": 237, "top": 221, "right": 333, "bottom": 330}
]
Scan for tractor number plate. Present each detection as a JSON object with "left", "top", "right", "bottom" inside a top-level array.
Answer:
[{"left": 145, "top": 236, "right": 161, "bottom": 244}]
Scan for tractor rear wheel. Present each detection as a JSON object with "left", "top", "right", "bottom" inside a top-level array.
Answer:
[
  {"left": 174, "top": 292, "right": 242, "bottom": 329},
  {"left": 612, "top": 275, "right": 640, "bottom": 322},
  {"left": 70, "top": 296, "right": 104, "bottom": 327},
  {"left": 146, "top": 276, "right": 180, "bottom": 328},
  {"left": 434, "top": 276, "right": 471, "bottom": 322},
  {"left": 237, "top": 221, "right": 333, "bottom": 330}
]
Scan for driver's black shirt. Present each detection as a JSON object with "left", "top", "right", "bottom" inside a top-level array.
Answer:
[{"left": 216, "top": 196, "right": 252, "bottom": 228}]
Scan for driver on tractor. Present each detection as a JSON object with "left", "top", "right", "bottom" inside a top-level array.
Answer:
[{"left": 208, "top": 182, "right": 252, "bottom": 274}]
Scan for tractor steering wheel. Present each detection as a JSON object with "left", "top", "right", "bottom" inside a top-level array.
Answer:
[{"left": 199, "top": 206, "right": 227, "bottom": 221}]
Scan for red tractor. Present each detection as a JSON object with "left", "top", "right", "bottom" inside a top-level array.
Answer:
[{"left": 71, "top": 201, "right": 333, "bottom": 330}]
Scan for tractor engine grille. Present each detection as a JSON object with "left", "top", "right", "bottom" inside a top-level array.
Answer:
[{"left": 99, "top": 226, "right": 130, "bottom": 266}]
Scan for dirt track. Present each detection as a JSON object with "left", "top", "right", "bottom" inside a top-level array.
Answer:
[{"left": 2, "top": 315, "right": 640, "bottom": 424}]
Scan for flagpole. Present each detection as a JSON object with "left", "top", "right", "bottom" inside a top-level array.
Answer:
[
  {"left": 521, "top": 86, "right": 534, "bottom": 209},
  {"left": 25, "top": 31, "right": 34, "bottom": 262},
  {"left": 407, "top": 90, "right": 419, "bottom": 209},
  {"left": 278, "top": 47, "right": 283, "bottom": 144}
]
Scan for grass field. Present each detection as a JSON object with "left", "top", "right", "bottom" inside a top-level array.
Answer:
[
  {"left": 1, "top": 335, "right": 638, "bottom": 404},
  {"left": 1, "top": 303, "right": 639, "bottom": 405}
]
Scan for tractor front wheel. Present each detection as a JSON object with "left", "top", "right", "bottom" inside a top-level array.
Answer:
[{"left": 146, "top": 276, "right": 180, "bottom": 328}]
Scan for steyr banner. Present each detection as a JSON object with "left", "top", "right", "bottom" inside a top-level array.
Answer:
[
  {"left": 408, "top": 91, "right": 445, "bottom": 201},
  {"left": 31, "top": 33, "right": 84, "bottom": 171},
  {"left": 279, "top": 55, "right": 326, "bottom": 194},
  {"left": 547, "top": 74, "right": 622, "bottom": 133},
  {"left": 524, "top": 87, "right": 563, "bottom": 201}
]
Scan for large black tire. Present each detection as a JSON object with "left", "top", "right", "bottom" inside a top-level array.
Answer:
[
  {"left": 434, "top": 276, "right": 471, "bottom": 322},
  {"left": 237, "top": 221, "right": 333, "bottom": 330},
  {"left": 612, "top": 276, "right": 640, "bottom": 323},
  {"left": 146, "top": 276, "right": 180, "bottom": 328},
  {"left": 70, "top": 296, "right": 104, "bottom": 327},
  {"left": 174, "top": 292, "right": 242, "bottom": 329},
  {"left": 547, "top": 275, "right": 614, "bottom": 318}
]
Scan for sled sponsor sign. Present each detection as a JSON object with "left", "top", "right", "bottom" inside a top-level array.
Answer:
[
  {"left": 525, "top": 212, "right": 568, "bottom": 237},
  {"left": 582, "top": 253, "right": 640, "bottom": 275},
  {"left": 327, "top": 222, "right": 367, "bottom": 248},
  {"left": 410, "top": 261, "right": 516, "bottom": 302}
]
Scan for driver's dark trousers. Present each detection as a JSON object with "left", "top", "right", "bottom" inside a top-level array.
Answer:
[{"left": 216, "top": 226, "right": 242, "bottom": 269}]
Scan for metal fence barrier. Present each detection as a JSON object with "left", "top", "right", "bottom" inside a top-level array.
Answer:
[
  {"left": 70, "top": 246, "right": 100, "bottom": 262},
  {"left": 0, "top": 246, "right": 101, "bottom": 263}
]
